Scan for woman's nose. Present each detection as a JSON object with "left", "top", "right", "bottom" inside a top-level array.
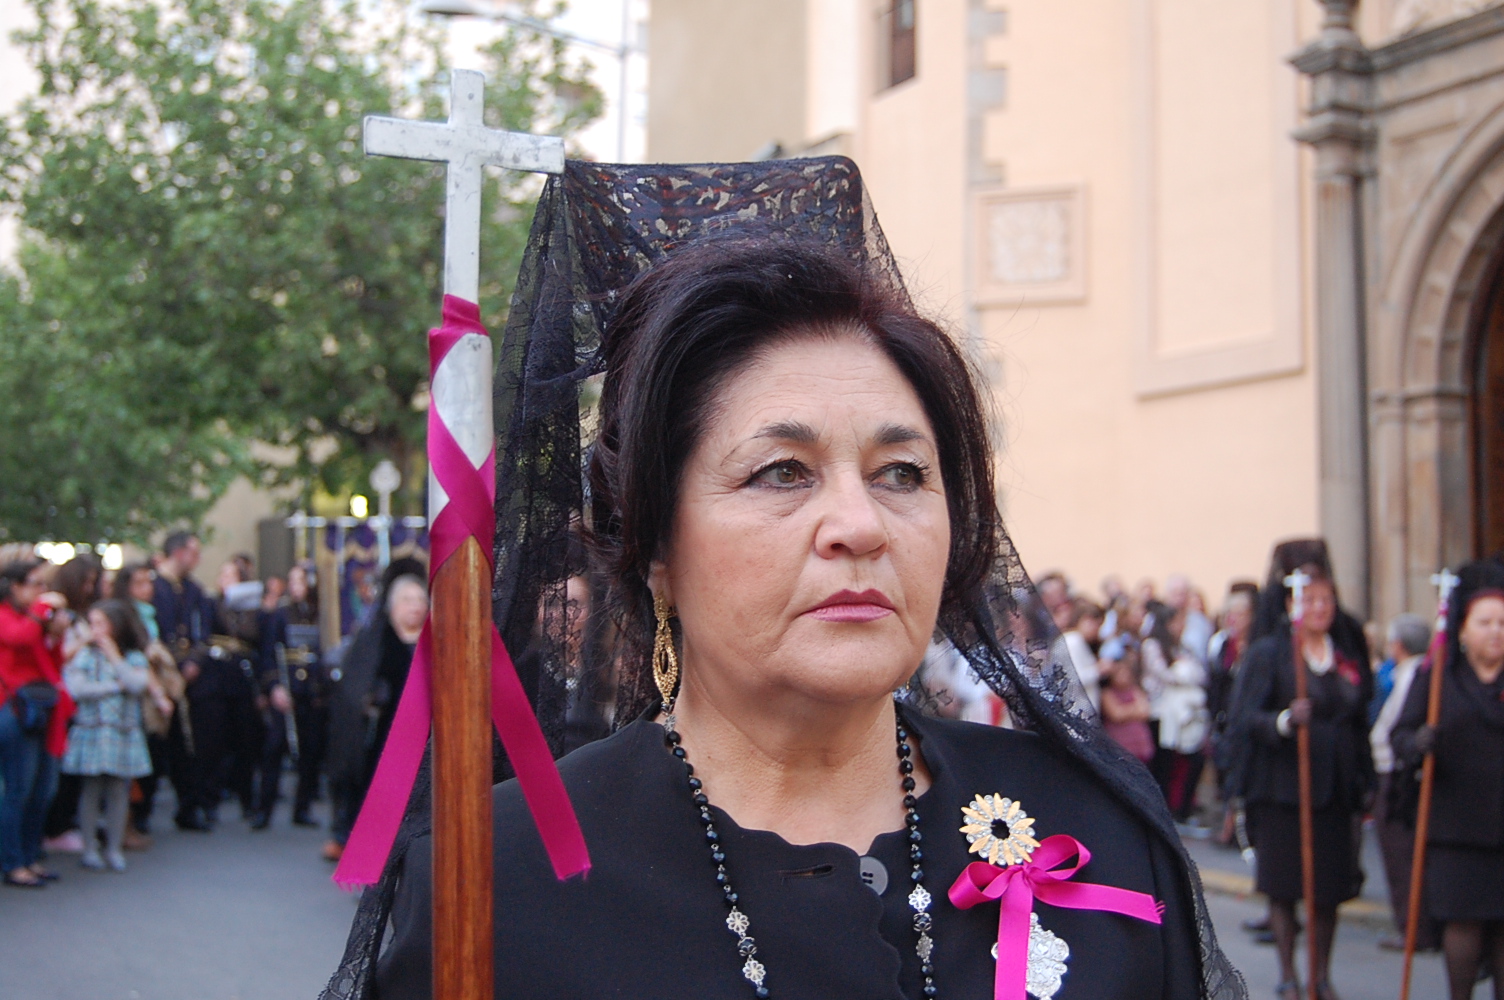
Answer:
[{"left": 811, "top": 469, "right": 888, "bottom": 559}]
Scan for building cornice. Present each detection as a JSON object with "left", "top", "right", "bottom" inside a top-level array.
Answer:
[{"left": 1372, "top": 6, "right": 1504, "bottom": 73}]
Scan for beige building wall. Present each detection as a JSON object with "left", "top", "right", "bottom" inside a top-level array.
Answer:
[
  {"left": 646, "top": 0, "right": 1338, "bottom": 600},
  {"left": 647, "top": 0, "right": 808, "bottom": 162},
  {"left": 979, "top": 0, "right": 1320, "bottom": 596}
]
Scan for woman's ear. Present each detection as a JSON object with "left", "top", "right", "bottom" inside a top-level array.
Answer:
[{"left": 647, "top": 561, "right": 672, "bottom": 608}]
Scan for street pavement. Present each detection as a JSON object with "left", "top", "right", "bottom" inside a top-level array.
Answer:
[
  {"left": 1186, "top": 826, "right": 1454, "bottom": 999},
  {"left": 0, "top": 785, "right": 353, "bottom": 1000},
  {"left": 0, "top": 782, "right": 1467, "bottom": 999}
]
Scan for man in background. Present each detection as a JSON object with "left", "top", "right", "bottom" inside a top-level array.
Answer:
[{"left": 151, "top": 532, "right": 216, "bottom": 832}]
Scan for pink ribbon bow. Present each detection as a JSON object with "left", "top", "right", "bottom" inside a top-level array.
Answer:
[
  {"left": 948, "top": 834, "right": 1162, "bottom": 1000},
  {"left": 334, "top": 295, "right": 591, "bottom": 888}
]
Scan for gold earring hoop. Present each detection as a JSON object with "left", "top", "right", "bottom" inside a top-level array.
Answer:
[{"left": 652, "top": 592, "right": 680, "bottom": 706}]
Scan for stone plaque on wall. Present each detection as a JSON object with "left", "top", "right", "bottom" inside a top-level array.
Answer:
[{"left": 973, "top": 186, "right": 1086, "bottom": 307}]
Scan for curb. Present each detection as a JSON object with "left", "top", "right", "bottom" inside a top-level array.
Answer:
[{"left": 1194, "top": 867, "right": 1396, "bottom": 931}]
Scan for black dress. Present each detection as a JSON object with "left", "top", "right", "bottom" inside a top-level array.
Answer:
[
  {"left": 1228, "top": 633, "right": 1372, "bottom": 906},
  {"left": 1392, "top": 658, "right": 1504, "bottom": 921},
  {"left": 376, "top": 708, "right": 1202, "bottom": 999}
]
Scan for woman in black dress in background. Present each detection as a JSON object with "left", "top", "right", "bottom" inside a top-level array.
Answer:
[
  {"left": 1392, "top": 558, "right": 1504, "bottom": 1000},
  {"left": 1229, "top": 542, "right": 1372, "bottom": 1000}
]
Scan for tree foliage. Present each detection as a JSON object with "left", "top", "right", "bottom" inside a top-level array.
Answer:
[{"left": 0, "top": 0, "right": 601, "bottom": 543}]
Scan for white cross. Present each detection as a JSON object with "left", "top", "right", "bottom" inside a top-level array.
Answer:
[
  {"left": 364, "top": 68, "right": 564, "bottom": 302},
  {"left": 1431, "top": 568, "right": 1461, "bottom": 628},
  {"left": 363, "top": 69, "right": 564, "bottom": 522},
  {"left": 1284, "top": 568, "right": 1312, "bottom": 627}
]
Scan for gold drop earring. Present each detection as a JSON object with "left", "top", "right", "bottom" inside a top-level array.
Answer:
[{"left": 652, "top": 591, "right": 680, "bottom": 706}]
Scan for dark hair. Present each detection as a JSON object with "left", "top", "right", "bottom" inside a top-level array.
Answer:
[
  {"left": 91, "top": 598, "right": 147, "bottom": 654},
  {"left": 162, "top": 531, "right": 197, "bottom": 557},
  {"left": 1072, "top": 599, "right": 1105, "bottom": 624},
  {"left": 1227, "top": 580, "right": 1259, "bottom": 601},
  {"left": 54, "top": 552, "right": 102, "bottom": 613},
  {"left": 1, "top": 559, "right": 44, "bottom": 605},
  {"left": 110, "top": 562, "right": 154, "bottom": 602},
  {"left": 1142, "top": 599, "right": 1180, "bottom": 657},
  {"left": 588, "top": 236, "right": 998, "bottom": 655}
]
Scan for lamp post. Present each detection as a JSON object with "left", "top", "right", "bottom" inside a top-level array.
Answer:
[{"left": 417, "top": 0, "right": 637, "bottom": 162}]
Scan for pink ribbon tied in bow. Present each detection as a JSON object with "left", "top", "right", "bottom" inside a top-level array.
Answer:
[{"left": 948, "top": 833, "right": 1163, "bottom": 1000}]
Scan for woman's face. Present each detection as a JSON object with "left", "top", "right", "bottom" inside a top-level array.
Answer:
[
  {"left": 1222, "top": 595, "right": 1252, "bottom": 639},
  {"left": 660, "top": 333, "right": 951, "bottom": 708},
  {"left": 389, "top": 582, "right": 429, "bottom": 635},
  {"left": 128, "top": 568, "right": 155, "bottom": 604},
  {"left": 1290, "top": 579, "right": 1337, "bottom": 635},
  {"left": 1460, "top": 595, "right": 1504, "bottom": 668},
  {"left": 9, "top": 566, "right": 47, "bottom": 609},
  {"left": 87, "top": 608, "right": 113, "bottom": 646},
  {"left": 288, "top": 566, "right": 309, "bottom": 602}
]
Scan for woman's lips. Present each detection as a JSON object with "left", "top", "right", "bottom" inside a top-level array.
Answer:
[{"left": 805, "top": 589, "right": 895, "bottom": 623}]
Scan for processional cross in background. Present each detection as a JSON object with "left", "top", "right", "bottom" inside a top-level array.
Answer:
[
  {"left": 1430, "top": 568, "right": 1460, "bottom": 619},
  {"left": 363, "top": 68, "right": 565, "bottom": 1000},
  {"left": 1281, "top": 565, "right": 1318, "bottom": 1000},
  {"left": 1399, "top": 565, "right": 1462, "bottom": 999}
]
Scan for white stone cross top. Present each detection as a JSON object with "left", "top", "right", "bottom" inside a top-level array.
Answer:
[
  {"left": 1431, "top": 568, "right": 1460, "bottom": 603},
  {"left": 364, "top": 69, "right": 565, "bottom": 523},
  {"left": 364, "top": 68, "right": 565, "bottom": 302},
  {"left": 1431, "top": 567, "right": 1461, "bottom": 628},
  {"left": 1284, "top": 568, "right": 1312, "bottom": 626}
]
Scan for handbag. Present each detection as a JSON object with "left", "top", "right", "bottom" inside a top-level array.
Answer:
[{"left": 9, "top": 681, "right": 60, "bottom": 735}]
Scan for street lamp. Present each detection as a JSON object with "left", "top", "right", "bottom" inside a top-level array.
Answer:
[{"left": 417, "top": 0, "right": 636, "bottom": 161}]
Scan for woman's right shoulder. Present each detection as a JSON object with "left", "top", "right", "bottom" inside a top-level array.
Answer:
[{"left": 491, "top": 719, "right": 661, "bottom": 830}]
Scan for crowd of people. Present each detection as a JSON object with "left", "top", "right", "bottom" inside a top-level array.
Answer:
[
  {"left": 965, "top": 541, "right": 1502, "bottom": 1000},
  {"left": 0, "top": 530, "right": 432, "bottom": 889},
  {"left": 3, "top": 526, "right": 1502, "bottom": 998}
]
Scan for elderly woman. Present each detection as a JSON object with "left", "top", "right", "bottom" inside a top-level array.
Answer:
[
  {"left": 1392, "top": 559, "right": 1504, "bottom": 1000},
  {"left": 1228, "top": 544, "right": 1372, "bottom": 1000},
  {"left": 373, "top": 238, "right": 1223, "bottom": 1000}
]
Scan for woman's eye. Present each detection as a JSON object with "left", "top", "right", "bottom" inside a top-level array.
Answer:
[
  {"left": 875, "top": 463, "right": 923, "bottom": 489},
  {"left": 753, "top": 461, "right": 806, "bottom": 487}
]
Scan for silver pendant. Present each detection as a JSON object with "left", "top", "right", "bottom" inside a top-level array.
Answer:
[{"left": 991, "top": 912, "right": 1070, "bottom": 1000}]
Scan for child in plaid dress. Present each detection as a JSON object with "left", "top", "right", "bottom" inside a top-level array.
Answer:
[{"left": 62, "top": 600, "right": 150, "bottom": 872}]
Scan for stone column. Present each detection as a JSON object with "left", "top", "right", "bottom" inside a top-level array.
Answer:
[{"left": 1292, "top": 0, "right": 1374, "bottom": 615}]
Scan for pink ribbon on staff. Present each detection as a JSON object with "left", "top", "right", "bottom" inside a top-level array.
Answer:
[
  {"left": 948, "top": 834, "right": 1162, "bottom": 1000},
  {"left": 334, "top": 295, "right": 591, "bottom": 888}
]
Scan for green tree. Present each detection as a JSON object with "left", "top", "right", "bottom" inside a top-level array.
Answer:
[{"left": 0, "top": 0, "right": 600, "bottom": 544}]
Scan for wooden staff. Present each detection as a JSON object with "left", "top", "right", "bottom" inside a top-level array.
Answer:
[
  {"left": 431, "top": 541, "right": 493, "bottom": 998},
  {"left": 1399, "top": 568, "right": 1459, "bottom": 1000},
  {"left": 363, "top": 69, "right": 566, "bottom": 1000},
  {"left": 1284, "top": 568, "right": 1318, "bottom": 1000}
]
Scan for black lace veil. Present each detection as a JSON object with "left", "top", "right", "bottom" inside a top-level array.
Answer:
[{"left": 321, "top": 157, "right": 1245, "bottom": 1000}]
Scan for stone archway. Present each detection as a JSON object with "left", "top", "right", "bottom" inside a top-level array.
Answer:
[
  {"left": 1370, "top": 107, "right": 1504, "bottom": 619},
  {"left": 1472, "top": 257, "right": 1504, "bottom": 557},
  {"left": 1296, "top": 4, "right": 1504, "bottom": 621}
]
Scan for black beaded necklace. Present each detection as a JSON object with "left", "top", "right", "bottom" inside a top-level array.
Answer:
[{"left": 659, "top": 700, "right": 938, "bottom": 999}]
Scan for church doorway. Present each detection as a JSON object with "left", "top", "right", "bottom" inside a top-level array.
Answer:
[{"left": 1474, "top": 258, "right": 1504, "bottom": 559}]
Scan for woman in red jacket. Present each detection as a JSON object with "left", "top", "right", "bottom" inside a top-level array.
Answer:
[{"left": 0, "top": 559, "right": 71, "bottom": 887}]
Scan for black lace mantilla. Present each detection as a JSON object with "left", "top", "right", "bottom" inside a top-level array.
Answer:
[{"left": 319, "top": 157, "right": 1246, "bottom": 1000}]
